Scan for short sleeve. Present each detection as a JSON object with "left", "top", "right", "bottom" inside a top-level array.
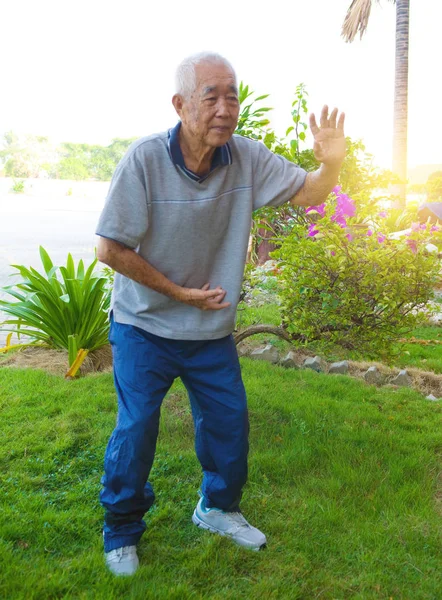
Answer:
[
  {"left": 95, "top": 156, "right": 148, "bottom": 249},
  {"left": 252, "top": 142, "right": 307, "bottom": 211}
]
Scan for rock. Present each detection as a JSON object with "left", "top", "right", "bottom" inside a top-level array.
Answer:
[
  {"left": 329, "top": 360, "right": 349, "bottom": 375},
  {"left": 390, "top": 369, "right": 412, "bottom": 387},
  {"left": 237, "top": 344, "right": 249, "bottom": 357},
  {"left": 303, "top": 356, "right": 323, "bottom": 372},
  {"left": 428, "top": 313, "right": 442, "bottom": 326},
  {"left": 425, "top": 394, "right": 438, "bottom": 401},
  {"left": 250, "top": 344, "right": 280, "bottom": 364},
  {"left": 364, "top": 366, "right": 383, "bottom": 385},
  {"left": 280, "top": 351, "right": 298, "bottom": 369}
]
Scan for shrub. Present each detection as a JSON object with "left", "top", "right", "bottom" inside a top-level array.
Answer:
[
  {"left": 0, "top": 247, "right": 110, "bottom": 364},
  {"left": 272, "top": 189, "right": 442, "bottom": 357},
  {"left": 11, "top": 178, "right": 25, "bottom": 193}
]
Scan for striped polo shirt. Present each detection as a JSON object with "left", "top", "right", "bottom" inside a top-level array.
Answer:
[{"left": 96, "top": 126, "right": 307, "bottom": 340}]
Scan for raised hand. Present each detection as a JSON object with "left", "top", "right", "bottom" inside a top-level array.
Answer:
[{"left": 309, "top": 106, "right": 346, "bottom": 167}]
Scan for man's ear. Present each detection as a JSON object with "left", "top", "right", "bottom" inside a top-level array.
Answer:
[{"left": 172, "top": 94, "right": 184, "bottom": 118}]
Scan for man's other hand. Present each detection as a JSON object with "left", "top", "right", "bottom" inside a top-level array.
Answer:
[{"left": 181, "top": 283, "right": 231, "bottom": 311}]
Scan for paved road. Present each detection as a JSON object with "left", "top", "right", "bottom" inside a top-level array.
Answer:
[{"left": 0, "top": 187, "right": 107, "bottom": 346}]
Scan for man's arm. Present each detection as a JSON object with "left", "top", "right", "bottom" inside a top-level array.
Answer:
[
  {"left": 290, "top": 106, "right": 346, "bottom": 208},
  {"left": 97, "top": 237, "right": 230, "bottom": 311},
  {"left": 291, "top": 163, "right": 340, "bottom": 207}
]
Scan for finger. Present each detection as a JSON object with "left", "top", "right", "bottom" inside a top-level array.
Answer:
[
  {"left": 201, "top": 282, "right": 210, "bottom": 290},
  {"left": 203, "top": 288, "right": 225, "bottom": 299},
  {"left": 320, "top": 105, "right": 329, "bottom": 128},
  {"left": 210, "top": 290, "right": 227, "bottom": 304},
  {"left": 337, "top": 112, "right": 345, "bottom": 132},
  {"left": 309, "top": 113, "right": 320, "bottom": 136},
  {"left": 329, "top": 107, "right": 338, "bottom": 129},
  {"left": 207, "top": 301, "right": 231, "bottom": 311}
]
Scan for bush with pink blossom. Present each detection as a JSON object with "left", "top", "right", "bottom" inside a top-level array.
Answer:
[{"left": 271, "top": 188, "right": 442, "bottom": 356}]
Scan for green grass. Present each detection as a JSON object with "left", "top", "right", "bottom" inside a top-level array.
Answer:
[
  {"left": 236, "top": 302, "right": 281, "bottom": 329},
  {"left": 393, "top": 326, "right": 442, "bottom": 374},
  {"left": 237, "top": 303, "right": 442, "bottom": 372},
  {"left": 1, "top": 363, "right": 441, "bottom": 599}
]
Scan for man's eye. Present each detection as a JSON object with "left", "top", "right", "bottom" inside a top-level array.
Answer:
[{"left": 205, "top": 97, "right": 217, "bottom": 103}]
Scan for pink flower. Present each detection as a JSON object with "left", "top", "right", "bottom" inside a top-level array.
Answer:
[
  {"left": 407, "top": 239, "right": 418, "bottom": 254},
  {"left": 331, "top": 188, "right": 356, "bottom": 228},
  {"left": 378, "top": 211, "right": 387, "bottom": 218},
  {"left": 411, "top": 222, "right": 420, "bottom": 232},
  {"left": 306, "top": 203, "right": 326, "bottom": 218},
  {"left": 431, "top": 225, "right": 440, "bottom": 232},
  {"left": 377, "top": 234, "right": 386, "bottom": 243},
  {"left": 332, "top": 214, "right": 347, "bottom": 228},
  {"left": 367, "top": 229, "right": 373, "bottom": 237},
  {"left": 308, "top": 223, "right": 319, "bottom": 237},
  {"left": 336, "top": 194, "right": 356, "bottom": 218},
  {"left": 331, "top": 251, "right": 336, "bottom": 256},
  {"left": 346, "top": 233, "right": 353, "bottom": 241}
]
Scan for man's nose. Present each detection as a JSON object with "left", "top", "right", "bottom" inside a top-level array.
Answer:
[{"left": 215, "top": 98, "right": 230, "bottom": 117}]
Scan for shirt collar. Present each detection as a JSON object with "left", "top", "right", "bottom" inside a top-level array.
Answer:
[{"left": 167, "top": 121, "right": 232, "bottom": 183}]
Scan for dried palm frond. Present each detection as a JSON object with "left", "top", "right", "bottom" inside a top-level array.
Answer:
[{"left": 342, "top": 0, "right": 395, "bottom": 42}]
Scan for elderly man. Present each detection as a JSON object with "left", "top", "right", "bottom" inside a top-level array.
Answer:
[{"left": 96, "top": 51, "right": 345, "bottom": 576}]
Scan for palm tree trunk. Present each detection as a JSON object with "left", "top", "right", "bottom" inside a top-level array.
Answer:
[{"left": 391, "top": 0, "right": 409, "bottom": 209}]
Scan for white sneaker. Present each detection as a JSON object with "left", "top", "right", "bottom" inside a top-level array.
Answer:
[
  {"left": 105, "top": 545, "right": 139, "bottom": 576},
  {"left": 192, "top": 498, "right": 267, "bottom": 551}
]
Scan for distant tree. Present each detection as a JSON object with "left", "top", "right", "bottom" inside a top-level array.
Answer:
[
  {"left": 57, "top": 137, "right": 137, "bottom": 180},
  {"left": 0, "top": 131, "right": 20, "bottom": 172},
  {"left": 0, "top": 131, "right": 56, "bottom": 178},
  {"left": 57, "top": 157, "right": 90, "bottom": 181},
  {"left": 409, "top": 183, "right": 426, "bottom": 194},
  {"left": 426, "top": 171, "right": 442, "bottom": 202}
]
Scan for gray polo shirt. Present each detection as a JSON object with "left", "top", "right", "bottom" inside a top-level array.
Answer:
[{"left": 96, "top": 128, "right": 307, "bottom": 340}]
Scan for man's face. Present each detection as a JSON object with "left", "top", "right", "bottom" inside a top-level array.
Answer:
[{"left": 174, "top": 62, "right": 240, "bottom": 148}]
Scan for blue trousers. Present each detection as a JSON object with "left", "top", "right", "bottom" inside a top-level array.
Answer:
[{"left": 100, "top": 318, "right": 249, "bottom": 552}]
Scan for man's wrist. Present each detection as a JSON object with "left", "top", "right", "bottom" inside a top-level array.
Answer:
[
  {"left": 319, "top": 161, "right": 342, "bottom": 177},
  {"left": 170, "top": 285, "right": 188, "bottom": 303}
]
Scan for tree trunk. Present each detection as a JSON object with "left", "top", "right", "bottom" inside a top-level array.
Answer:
[
  {"left": 233, "top": 324, "right": 292, "bottom": 345},
  {"left": 256, "top": 224, "right": 277, "bottom": 265},
  {"left": 391, "top": 0, "right": 409, "bottom": 209}
]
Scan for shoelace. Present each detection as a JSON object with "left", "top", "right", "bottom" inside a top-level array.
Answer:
[
  {"left": 112, "top": 546, "right": 134, "bottom": 562},
  {"left": 223, "top": 511, "right": 250, "bottom": 531}
]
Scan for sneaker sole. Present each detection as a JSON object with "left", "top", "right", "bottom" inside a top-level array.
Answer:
[{"left": 192, "top": 511, "right": 266, "bottom": 551}]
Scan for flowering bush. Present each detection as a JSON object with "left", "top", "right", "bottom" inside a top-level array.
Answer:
[{"left": 271, "top": 189, "right": 442, "bottom": 356}]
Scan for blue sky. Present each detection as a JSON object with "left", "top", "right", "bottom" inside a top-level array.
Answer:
[{"left": 1, "top": 0, "right": 440, "bottom": 169}]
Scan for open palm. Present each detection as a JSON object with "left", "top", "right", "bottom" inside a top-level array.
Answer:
[{"left": 310, "top": 106, "right": 346, "bottom": 166}]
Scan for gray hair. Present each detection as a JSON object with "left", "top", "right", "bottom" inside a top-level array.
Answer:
[{"left": 175, "top": 52, "right": 237, "bottom": 99}]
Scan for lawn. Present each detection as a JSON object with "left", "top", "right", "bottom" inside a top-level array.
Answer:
[
  {"left": 1, "top": 361, "right": 441, "bottom": 599},
  {"left": 236, "top": 302, "right": 442, "bottom": 373}
]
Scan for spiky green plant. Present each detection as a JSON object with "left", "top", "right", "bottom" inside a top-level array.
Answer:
[{"left": 0, "top": 247, "right": 110, "bottom": 360}]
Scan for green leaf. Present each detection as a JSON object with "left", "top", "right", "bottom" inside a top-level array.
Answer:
[
  {"left": 0, "top": 249, "right": 109, "bottom": 353},
  {"left": 39, "top": 246, "right": 54, "bottom": 276}
]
